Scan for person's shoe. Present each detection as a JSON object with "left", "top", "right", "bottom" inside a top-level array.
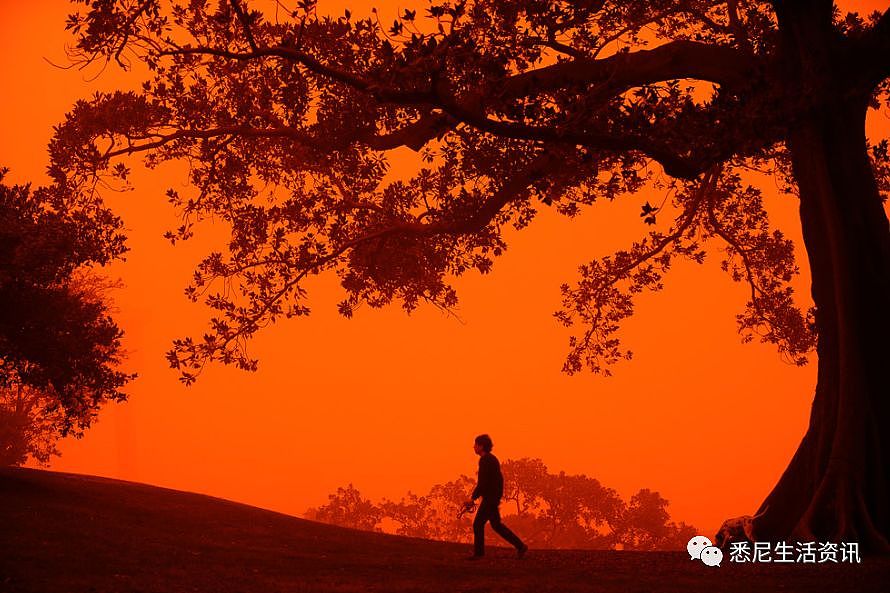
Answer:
[
  {"left": 517, "top": 543, "right": 528, "bottom": 559},
  {"left": 466, "top": 554, "right": 484, "bottom": 561}
]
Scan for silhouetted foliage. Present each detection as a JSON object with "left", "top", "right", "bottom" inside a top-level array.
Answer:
[
  {"left": 0, "top": 385, "right": 64, "bottom": 466},
  {"left": 305, "top": 483, "right": 383, "bottom": 531},
  {"left": 306, "top": 458, "right": 695, "bottom": 550},
  {"left": 53, "top": 0, "right": 890, "bottom": 551},
  {"left": 378, "top": 475, "right": 476, "bottom": 542},
  {"left": 616, "top": 488, "right": 696, "bottom": 551},
  {"left": 0, "top": 170, "right": 133, "bottom": 465}
]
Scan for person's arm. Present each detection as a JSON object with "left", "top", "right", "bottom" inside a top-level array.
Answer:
[{"left": 472, "top": 455, "right": 492, "bottom": 500}]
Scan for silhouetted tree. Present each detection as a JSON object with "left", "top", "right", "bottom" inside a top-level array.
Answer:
[
  {"left": 537, "top": 470, "right": 625, "bottom": 548},
  {"left": 310, "top": 459, "right": 693, "bottom": 549},
  {"left": 501, "top": 458, "right": 695, "bottom": 549},
  {"left": 502, "top": 457, "right": 548, "bottom": 518},
  {"left": 56, "top": 0, "right": 890, "bottom": 551},
  {"left": 615, "top": 488, "right": 698, "bottom": 550},
  {"left": 381, "top": 475, "right": 476, "bottom": 541},
  {"left": 379, "top": 491, "right": 436, "bottom": 538},
  {"left": 305, "top": 483, "right": 383, "bottom": 531},
  {"left": 0, "top": 171, "right": 132, "bottom": 465}
]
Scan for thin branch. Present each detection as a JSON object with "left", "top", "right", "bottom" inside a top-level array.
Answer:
[
  {"left": 570, "top": 167, "right": 720, "bottom": 365},
  {"left": 520, "top": 34, "right": 587, "bottom": 59},
  {"left": 726, "top": 0, "right": 754, "bottom": 53},
  {"left": 704, "top": 193, "right": 773, "bottom": 328},
  {"left": 604, "top": 166, "right": 718, "bottom": 287},
  {"left": 112, "top": 0, "right": 155, "bottom": 68},
  {"left": 229, "top": 0, "right": 260, "bottom": 52},
  {"left": 103, "top": 125, "right": 313, "bottom": 158},
  {"left": 159, "top": 45, "right": 433, "bottom": 104},
  {"left": 102, "top": 122, "right": 455, "bottom": 160}
]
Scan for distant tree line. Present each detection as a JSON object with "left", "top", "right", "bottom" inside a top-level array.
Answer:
[{"left": 305, "top": 458, "right": 696, "bottom": 550}]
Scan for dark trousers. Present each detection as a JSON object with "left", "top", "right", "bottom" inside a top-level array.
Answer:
[{"left": 473, "top": 499, "right": 524, "bottom": 556}]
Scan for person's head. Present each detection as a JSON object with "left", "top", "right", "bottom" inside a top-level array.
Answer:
[{"left": 474, "top": 434, "right": 493, "bottom": 455}]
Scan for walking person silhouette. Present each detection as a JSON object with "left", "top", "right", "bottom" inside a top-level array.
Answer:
[{"left": 465, "top": 434, "right": 528, "bottom": 559}]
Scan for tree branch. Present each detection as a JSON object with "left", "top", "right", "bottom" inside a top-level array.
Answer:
[
  {"left": 433, "top": 78, "right": 708, "bottom": 178},
  {"left": 499, "top": 39, "right": 753, "bottom": 100},
  {"left": 357, "top": 149, "right": 562, "bottom": 239},
  {"left": 520, "top": 34, "right": 587, "bottom": 60},
  {"left": 560, "top": 167, "right": 719, "bottom": 374},
  {"left": 103, "top": 125, "right": 314, "bottom": 158},
  {"left": 229, "top": 0, "right": 260, "bottom": 52},
  {"left": 605, "top": 168, "right": 718, "bottom": 286},
  {"left": 102, "top": 122, "right": 458, "bottom": 161},
  {"left": 160, "top": 46, "right": 435, "bottom": 104},
  {"left": 364, "top": 112, "right": 453, "bottom": 151},
  {"left": 705, "top": 193, "right": 768, "bottom": 309},
  {"left": 159, "top": 37, "right": 755, "bottom": 179},
  {"left": 726, "top": 0, "right": 754, "bottom": 53}
]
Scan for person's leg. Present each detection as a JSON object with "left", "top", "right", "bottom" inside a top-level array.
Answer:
[
  {"left": 472, "top": 504, "right": 490, "bottom": 556},
  {"left": 488, "top": 504, "right": 525, "bottom": 550}
]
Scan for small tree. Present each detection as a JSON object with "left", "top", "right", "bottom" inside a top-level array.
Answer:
[
  {"left": 305, "top": 483, "right": 383, "bottom": 531},
  {"left": 615, "top": 488, "right": 697, "bottom": 551},
  {"left": 0, "top": 170, "right": 133, "bottom": 465}
]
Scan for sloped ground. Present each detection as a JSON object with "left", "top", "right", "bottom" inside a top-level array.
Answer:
[{"left": 1, "top": 467, "right": 887, "bottom": 593}]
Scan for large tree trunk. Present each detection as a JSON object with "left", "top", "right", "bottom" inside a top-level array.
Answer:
[
  {"left": 746, "top": 102, "right": 890, "bottom": 554},
  {"left": 716, "top": 1, "right": 890, "bottom": 556}
]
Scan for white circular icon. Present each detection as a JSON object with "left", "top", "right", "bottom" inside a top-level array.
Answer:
[
  {"left": 700, "top": 545, "right": 723, "bottom": 567},
  {"left": 687, "top": 535, "right": 712, "bottom": 560}
]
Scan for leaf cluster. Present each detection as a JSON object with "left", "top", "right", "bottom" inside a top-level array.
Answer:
[{"left": 0, "top": 170, "right": 133, "bottom": 445}]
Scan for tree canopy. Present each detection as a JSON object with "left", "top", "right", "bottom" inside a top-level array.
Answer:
[{"left": 54, "top": 0, "right": 890, "bottom": 382}]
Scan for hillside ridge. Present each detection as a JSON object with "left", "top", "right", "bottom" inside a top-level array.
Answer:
[{"left": 1, "top": 466, "right": 887, "bottom": 593}]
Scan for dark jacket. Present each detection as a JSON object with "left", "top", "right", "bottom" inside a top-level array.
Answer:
[{"left": 472, "top": 452, "right": 504, "bottom": 502}]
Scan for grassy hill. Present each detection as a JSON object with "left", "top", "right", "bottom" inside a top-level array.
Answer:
[{"left": 1, "top": 467, "right": 887, "bottom": 593}]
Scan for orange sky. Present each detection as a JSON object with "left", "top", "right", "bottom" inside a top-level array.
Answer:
[{"left": 1, "top": 0, "right": 888, "bottom": 540}]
